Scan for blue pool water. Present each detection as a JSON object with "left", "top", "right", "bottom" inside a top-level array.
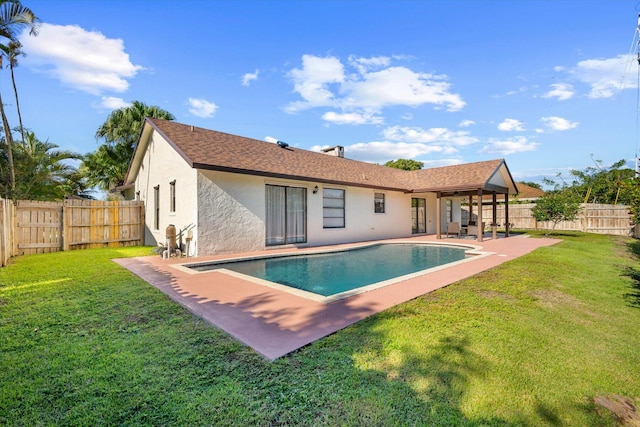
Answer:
[{"left": 188, "top": 244, "right": 469, "bottom": 297}]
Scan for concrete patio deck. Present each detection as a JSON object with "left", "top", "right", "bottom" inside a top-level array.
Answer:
[{"left": 114, "top": 234, "right": 559, "bottom": 360}]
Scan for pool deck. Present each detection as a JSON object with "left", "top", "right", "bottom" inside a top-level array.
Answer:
[{"left": 114, "top": 234, "right": 559, "bottom": 360}]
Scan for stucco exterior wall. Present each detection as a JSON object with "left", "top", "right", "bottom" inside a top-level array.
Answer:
[
  {"left": 194, "top": 172, "right": 435, "bottom": 255},
  {"left": 308, "top": 185, "right": 413, "bottom": 247},
  {"left": 197, "top": 170, "right": 266, "bottom": 255},
  {"left": 134, "top": 131, "right": 198, "bottom": 252}
]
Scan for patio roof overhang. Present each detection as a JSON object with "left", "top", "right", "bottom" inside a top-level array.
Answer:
[{"left": 408, "top": 183, "right": 510, "bottom": 197}]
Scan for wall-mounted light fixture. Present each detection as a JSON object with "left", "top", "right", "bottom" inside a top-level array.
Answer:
[{"left": 313, "top": 185, "right": 318, "bottom": 194}]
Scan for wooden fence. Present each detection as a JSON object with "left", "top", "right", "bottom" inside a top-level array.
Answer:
[
  {"left": 0, "top": 199, "right": 145, "bottom": 267},
  {"left": 463, "top": 203, "right": 637, "bottom": 237}
]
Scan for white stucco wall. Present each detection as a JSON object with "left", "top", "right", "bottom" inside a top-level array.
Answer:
[
  {"left": 197, "top": 170, "right": 266, "bottom": 255},
  {"left": 308, "top": 185, "right": 413, "bottom": 247},
  {"left": 193, "top": 172, "right": 431, "bottom": 255},
  {"left": 134, "top": 131, "right": 198, "bottom": 253}
]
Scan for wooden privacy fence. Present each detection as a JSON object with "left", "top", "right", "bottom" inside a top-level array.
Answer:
[
  {"left": 463, "top": 203, "right": 636, "bottom": 237},
  {"left": 0, "top": 199, "right": 145, "bottom": 267}
]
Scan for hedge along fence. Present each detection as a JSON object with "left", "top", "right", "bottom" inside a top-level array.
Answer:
[
  {"left": 0, "top": 198, "right": 145, "bottom": 267},
  {"left": 463, "top": 203, "right": 637, "bottom": 237}
]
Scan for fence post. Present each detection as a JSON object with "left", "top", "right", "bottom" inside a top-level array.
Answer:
[
  {"left": 0, "top": 198, "right": 6, "bottom": 266},
  {"left": 62, "top": 199, "right": 69, "bottom": 251}
]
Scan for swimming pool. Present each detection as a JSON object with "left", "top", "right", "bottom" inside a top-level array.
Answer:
[{"left": 184, "top": 243, "right": 475, "bottom": 300}]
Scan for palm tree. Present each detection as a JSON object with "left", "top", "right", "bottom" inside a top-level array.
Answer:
[
  {"left": 95, "top": 101, "right": 175, "bottom": 147},
  {"left": 1, "top": 130, "right": 84, "bottom": 200},
  {"left": 83, "top": 101, "right": 175, "bottom": 191},
  {"left": 2, "top": 40, "right": 26, "bottom": 144},
  {"left": 0, "top": 0, "right": 39, "bottom": 198},
  {"left": 81, "top": 143, "right": 133, "bottom": 191}
]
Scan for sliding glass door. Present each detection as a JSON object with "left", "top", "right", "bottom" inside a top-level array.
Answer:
[
  {"left": 265, "top": 185, "right": 307, "bottom": 245},
  {"left": 411, "top": 198, "right": 426, "bottom": 234}
]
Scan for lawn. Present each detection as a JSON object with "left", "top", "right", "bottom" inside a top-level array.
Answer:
[{"left": 1, "top": 232, "right": 639, "bottom": 426}]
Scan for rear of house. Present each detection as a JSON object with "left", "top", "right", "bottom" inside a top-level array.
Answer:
[{"left": 124, "top": 118, "right": 516, "bottom": 256}]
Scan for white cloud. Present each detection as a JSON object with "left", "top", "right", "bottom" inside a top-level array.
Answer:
[
  {"left": 382, "top": 126, "right": 478, "bottom": 146},
  {"left": 264, "top": 136, "right": 278, "bottom": 143},
  {"left": 188, "top": 98, "right": 218, "bottom": 118},
  {"left": 285, "top": 54, "right": 465, "bottom": 121},
  {"left": 322, "top": 111, "right": 384, "bottom": 125},
  {"left": 506, "top": 87, "right": 526, "bottom": 96},
  {"left": 459, "top": 120, "right": 476, "bottom": 128},
  {"left": 342, "top": 66, "right": 465, "bottom": 111},
  {"left": 94, "top": 96, "right": 130, "bottom": 110},
  {"left": 20, "top": 23, "right": 143, "bottom": 95},
  {"left": 345, "top": 140, "right": 451, "bottom": 163},
  {"left": 312, "top": 125, "right": 478, "bottom": 163},
  {"left": 542, "top": 83, "right": 574, "bottom": 101},
  {"left": 480, "top": 136, "right": 538, "bottom": 155},
  {"left": 498, "top": 118, "right": 525, "bottom": 132},
  {"left": 569, "top": 54, "right": 636, "bottom": 98},
  {"left": 541, "top": 116, "right": 578, "bottom": 131},
  {"left": 242, "top": 69, "right": 259, "bottom": 86},
  {"left": 285, "top": 55, "right": 345, "bottom": 112},
  {"left": 348, "top": 55, "right": 391, "bottom": 74}
]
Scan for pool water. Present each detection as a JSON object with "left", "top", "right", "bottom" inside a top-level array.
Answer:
[{"left": 189, "top": 244, "right": 468, "bottom": 297}]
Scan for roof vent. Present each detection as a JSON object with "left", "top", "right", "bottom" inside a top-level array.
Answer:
[
  {"left": 321, "top": 145, "right": 344, "bottom": 158},
  {"left": 277, "top": 140, "right": 289, "bottom": 148}
]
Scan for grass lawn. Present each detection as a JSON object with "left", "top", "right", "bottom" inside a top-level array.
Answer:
[{"left": 1, "top": 232, "right": 639, "bottom": 426}]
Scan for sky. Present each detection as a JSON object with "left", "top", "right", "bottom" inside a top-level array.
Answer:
[{"left": 8, "top": 0, "right": 640, "bottom": 188}]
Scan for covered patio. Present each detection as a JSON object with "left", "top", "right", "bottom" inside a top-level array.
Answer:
[{"left": 411, "top": 159, "right": 518, "bottom": 242}]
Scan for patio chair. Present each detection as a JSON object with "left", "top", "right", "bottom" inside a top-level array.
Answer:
[
  {"left": 446, "top": 222, "right": 460, "bottom": 238},
  {"left": 467, "top": 222, "right": 485, "bottom": 237}
]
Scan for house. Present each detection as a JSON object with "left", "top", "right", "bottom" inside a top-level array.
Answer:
[
  {"left": 123, "top": 118, "right": 519, "bottom": 256},
  {"left": 512, "top": 182, "right": 545, "bottom": 202}
]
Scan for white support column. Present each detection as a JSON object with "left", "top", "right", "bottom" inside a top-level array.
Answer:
[{"left": 436, "top": 193, "right": 442, "bottom": 239}]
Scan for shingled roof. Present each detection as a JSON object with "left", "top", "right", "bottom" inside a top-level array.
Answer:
[{"left": 126, "top": 118, "right": 518, "bottom": 195}]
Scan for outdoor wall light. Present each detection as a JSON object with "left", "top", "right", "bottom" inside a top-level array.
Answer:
[{"left": 313, "top": 185, "right": 318, "bottom": 194}]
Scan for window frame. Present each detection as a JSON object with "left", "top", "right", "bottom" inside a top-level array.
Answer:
[
  {"left": 169, "top": 180, "right": 176, "bottom": 213},
  {"left": 322, "top": 187, "right": 345, "bottom": 229},
  {"left": 153, "top": 185, "right": 160, "bottom": 230},
  {"left": 265, "top": 184, "right": 307, "bottom": 246},
  {"left": 374, "top": 192, "right": 385, "bottom": 213}
]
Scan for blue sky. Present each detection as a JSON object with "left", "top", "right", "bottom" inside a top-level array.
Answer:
[{"left": 9, "top": 0, "right": 640, "bottom": 186}]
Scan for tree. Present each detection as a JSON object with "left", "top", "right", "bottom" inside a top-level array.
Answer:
[
  {"left": 568, "top": 158, "right": 635, "bottom": 205},
  {"left": 2, "top": 40, "right": 26, "bottom": 144},
  {"left": 384, "top": 158, "right": 424, "bottom": 171},
  {"left": 0, "top": 130, "right": 85, "bottom": 200},
  {"left": 0, "top": 0, "right": 39, "bottom": 198},
  {"left": 623, "top": 176, "right": 640, "bottom": 225},
  {"left": 81, "top": 101, "right": 174, "bottom": 191},
  {"left": 531, "top": 188, "right": 582, "bottom": 236},
  {"left": 81, "top": 143, "right": 132, "bottom": 191}
]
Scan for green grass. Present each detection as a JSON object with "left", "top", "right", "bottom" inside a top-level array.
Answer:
[{"left": 1, "top": 233, "right": 639, "bottom": 426}]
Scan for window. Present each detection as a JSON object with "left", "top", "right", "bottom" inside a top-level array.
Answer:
[
  {"left": 374, "top": 192, "right": 385, "bottom": 213},
  {"left": 265, "top": 185, "right": 307, "bottom": 245},
  {"left": 169, "top": 180, "right": 176, "bottom": 213},
  {"left": 446, "top": 199, "right": 453, "bottom": 222},
  {"left": 411, "top": 198, "right": 426, "bottom": 234},
  {"left": 153, "top": 185, "right": 160, "bottom": 230},
  {"left": 323, "top": 188, "right": 345, "bottom": 228}
]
